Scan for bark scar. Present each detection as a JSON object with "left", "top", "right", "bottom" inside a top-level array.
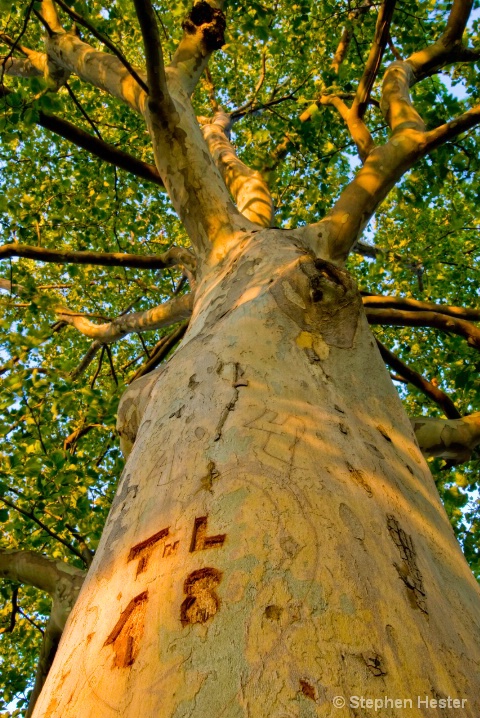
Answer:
[
  {"left": 387, "top": 515, "right": 428, "bottom": 614},
  {"left": 214, "top": 362, "right": 248, "bottom": 441}
]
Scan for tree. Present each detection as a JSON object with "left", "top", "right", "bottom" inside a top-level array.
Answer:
[{"left": 1, "top": 0, "right": 480, "bottom": 715}]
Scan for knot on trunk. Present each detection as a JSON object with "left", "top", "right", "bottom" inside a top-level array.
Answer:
[{"left": 182, "top": 1, "right": 226, "bottom": 51}]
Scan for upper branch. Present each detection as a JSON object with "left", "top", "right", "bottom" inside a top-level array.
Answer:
[
  {"left": 366, "top": 308, "right": 480, "bottom": 351},
  {"left": 300, "top": 0, "right": 480, "bottom": 263},
  {"left": 412, "top": 413, "right": 480, "bottom": 465},
  {"left": 202, "top": 112, "right": 274, "bottom": 227},
  {"left": 376, "top": 340, "right": 461, "bottom": 420},
  {"left": 351, "top": 0, "right": 398, "bottom": 119},
  {"left": 132, "top": 0, "right": 168, "bottom": 109},
  {"left": 58, "top": 293, "right": 194, "bottom": 343},
  {"left": 170, "top": 1, "right": 226, "bottom": 95},
  {"left": 0, "top": 243, "right": 195, "bottom": 272}
]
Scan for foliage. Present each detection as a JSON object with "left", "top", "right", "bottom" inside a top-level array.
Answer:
[{"left": 0, "top": 0, "right": 479, "bottom": 712}]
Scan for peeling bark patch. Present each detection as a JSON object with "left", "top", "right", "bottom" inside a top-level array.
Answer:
[
  {"left": 180, "top": 568, "right": 222, "bottom": 626},
  {"left": 128, "top": 527, "right": 169, "bottom": 575},
  {"left": 188, "top": 374, "right": 199, "bottom": 389},
  {"left": 264, "top": 604, "right": 283, "bottom": 621},
  {"left": 190, "top": 516, "right": 226, "bottom": 552},
  {"left": 346, "top": 462, "right": 372, "bottom": 496},
  {"left": 299, "top": 679, "right": 316, "bottom": 701},
  {"left": 104, "top": 591, "right": 148, "bottom": 668},
  {"left": 387, "top": 516, "right": 428, "bottom": 614},
  {"left": 200, "top": 460, "right": 220, "bottom": 491},
  {"left": 362, "top": 652, "right": 386, "bottom": 676}
]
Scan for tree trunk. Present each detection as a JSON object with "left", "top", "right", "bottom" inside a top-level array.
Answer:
[{"left": 32, "top": 230, "right": 480, "bottom": 717}]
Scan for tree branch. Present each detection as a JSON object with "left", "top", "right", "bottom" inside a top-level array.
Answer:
[
  {"left": 319, "top": 94, "right": 374, "bottom": 162},
  {"left": 366, "top": 308, "right": 480, "bottom": 351},
  {"left": 202, "top": 112, "right": 274, "bottom": 227},
  {"left": 170, "top": 1, "right": 226, "bottom": 95},
  {"left": 352, "top": 0, "right": 398, "bottom": 119},
  {"left": 362, "top": 295, "right": 480, "bottom": 321},
  {"left": 53, "top": 0, "right": 149, "bottom": 93},
  {"left": 408, "top": 0, "right": 477, "bottom": 81},
  {"left": 0, "top": 549, "right": 84, "bottom": 600},
  {"left": 0, "top": 499, "right": 87, "bottom": 563},
  {"left": 131, "top": 320, "right": 189, "bottom": 381},
  {"left": 0, "top": 547, "right": 85, "bottom": 718},
  {"left": 0, "top": 84, "right": 163, "bottom": 185},
  {"left": 411, "top": 413, "right": 480, "bottom": 465},
  {"left": 375, "top": 340, "right": 461, "bottom": 419},
  {"left": 38, "top": 0, "right": 63, "bottom": 34},
  {"left": 0, "top": 243, "right": 195, "bottom": 272},
  {"left": 132, "top": 0, "right": 168, "bottom": 111},
  {"left": 424, "top": 104, "right": 480, "bottom": 153},
  {"left": 58, "top": 293, "right": 194, "bottom": 343}
]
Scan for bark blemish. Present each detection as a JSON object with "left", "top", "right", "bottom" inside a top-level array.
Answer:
[
  {"left": 104, "top": 591, "right": 148, "bottom": 668},
  {"left": 188, "top": 374, "right": 199, "bottom": 389},
  {"left": 377, "top": 424, "right": 392, "bottom": 442},
  {"left": 264, "top": 604, "right": 283, "bottom": 621},
  {"left": 214, "top": 363, "right": 248, "bottom": 440},
  {"left": 387, "top": 515, "right": 428, "bottom": 614},
  {"left": 181, "top": 567, "right": 222, "bottom": 626},
  {"left": 339, "top": 503, "right": 365, "bottom": 540},
  {"left": 299, "top": 679, "right": 316, "bottom": 701},
  {"left": 200, "top": 460, "right": 220, "bottom": 492},
  {"left": 362, "top": 651, "right": 387, "bottom": 676},
  {"left": 346, "top": 462, "right": 373, "bottom": 496}
]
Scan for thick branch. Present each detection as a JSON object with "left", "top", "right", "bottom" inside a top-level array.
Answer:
[
  {"left": 58, "top": 293, "right": 193, "bottom": 343},
  {"left": 0, "top": 546, "right": 85, "bottom": 718},
  {"left": 362, "top": 295, "right": 480, "bottom": 321},
  {"left": 0, "top": 550, "right": 84, "bottom": 609},
  {"left": 202, "top": 112, "right": 274, "bottom": 227},
  {"left": 366, "top": 308, "right": 480, "bottom": 351},
  {"left": 38, "top": 0, "right": 63, "bottom": 34},
  {"left": 53, "top": 0, "right": 148, "bottom": 93},
  {"left": 408, "top": 0, "right": 477, "bottom": 80},
  {"left": 412, "top": 413, "right": 480, "bottom": 465},
  {"left": 170, "top": 1, "right": 226, "bottom": 95},
  {"left": 0, "top": 243, "right": 195, "bottom": 272},
  {"left": 320, "top": 94, "right": 374, "bottom": 162},
  {"left": 131, "top": 320, "right": 189, "bottom": 381},
  {"left": 132, "top": 0, "right": 168, "bottom": 108},
  {"left": 0, "top": 55, "right": 43, "bottom": 77},
  {"left": 424, "top": 104, "right": 480, "bottom": 152},
  {"left": 375, "top": 340, "right": 461, "bottom": 420},
  {"left": 0, "top": 85, "right": 163, "bottom": 185}
]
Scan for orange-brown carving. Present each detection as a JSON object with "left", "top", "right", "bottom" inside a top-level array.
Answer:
[
  {"left": 104, "top": 591, "right": 148, "bottom": 668},
  {"left": 163, "top": 540, "right": 179, "bottom": 557},
  {"left": 180, "top": 568, "right": 222, "bottom": 626},
  {"left": 189, "top": 516, "right": 226, "bottom": 552},
  {"left": 128, "top": 527, "right": 169, "bottom": 575}
]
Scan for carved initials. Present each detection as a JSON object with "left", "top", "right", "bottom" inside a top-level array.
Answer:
[
  {"left": 180, "top": 568, "right": 222, "bottom": 626},
  {"left": 128, "top": 527, "right": 169, "bottom": 575},
  {"left": 190, "top": 516, "right": 226, "bottom": 552},
  {"left": 104, "top": 591, "right": 148, "bottom": 668}
]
